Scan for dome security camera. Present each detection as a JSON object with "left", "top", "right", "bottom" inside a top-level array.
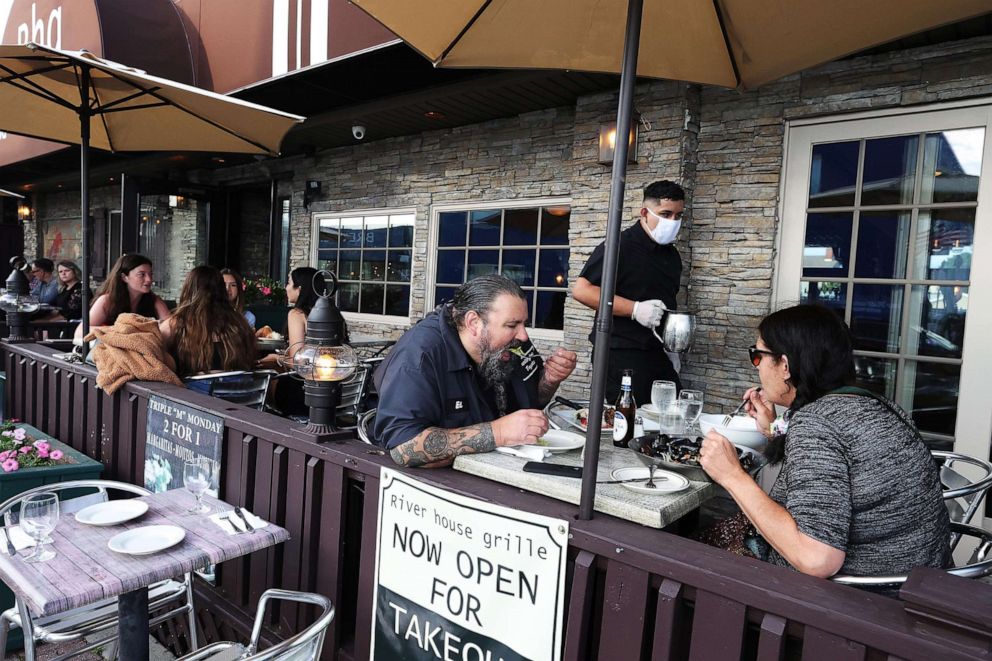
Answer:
[{"left": 352, "top": 125, "right": 366, "bottom": 140}]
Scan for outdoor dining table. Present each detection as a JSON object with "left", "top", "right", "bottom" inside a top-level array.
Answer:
[{"left": 0, "top": 489, "right": 289, "bottom": 661}]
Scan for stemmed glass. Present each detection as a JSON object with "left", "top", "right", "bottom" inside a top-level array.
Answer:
[
  {"left": 184, "top": 459, "right": 214, "bottom": 514},
  {"left": 679, "top": 389, "right": 704, "bottom": 432},
  {"left": 21, "top": 492, "right": 59, "bottom": 563}
]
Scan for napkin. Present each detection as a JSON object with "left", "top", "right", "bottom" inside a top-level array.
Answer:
[
  {"left": 5, "top": 526, "right": 36, "bottom": 551},
  {"left": 495, "top": 445, "right": 549, "bottom": 461},
  {"left": 209, "top": 510, "right": 269, "bottom": 535}
]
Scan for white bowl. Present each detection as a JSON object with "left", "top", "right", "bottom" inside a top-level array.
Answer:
[{"left": 698, "top": 413, "right": 768, "bottom": 451}]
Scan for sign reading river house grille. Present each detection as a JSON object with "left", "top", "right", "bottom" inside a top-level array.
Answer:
[{"left": 370, "top": 468, "right": 569, "bottom": 661}]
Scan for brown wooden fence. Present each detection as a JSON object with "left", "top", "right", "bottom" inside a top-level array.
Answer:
[{"left": 3, "top": 341, "right": 991, "bottom": 661}]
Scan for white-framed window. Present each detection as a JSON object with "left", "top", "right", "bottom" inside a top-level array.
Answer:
[
  {"left": 427, "top": 199, "right": 572, "bottom": 338},
  {"left": 311, "top": 209, "right": 415, "bottom": 322},
  {"left": 777, "top": 101, "right": 992, "bottom": 474}
]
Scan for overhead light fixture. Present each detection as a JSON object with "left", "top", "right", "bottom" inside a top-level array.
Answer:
[
  {"left": 598, "top": 113, "right": 639, "bottom": 165},
  {"left": 545, "top": 205, "right": 570, "bottom": 217},
  {"left": 304, "top": 179, "right": 322, "bottom": 208},
  {"left": 17, "top": 202, "right": 31, "bottom": 221},
  {"left": 424, "top": 110, "right": 445, "bottom": 120}
]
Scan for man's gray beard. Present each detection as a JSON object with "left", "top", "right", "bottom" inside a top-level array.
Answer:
[{"left": 478, "top": 332, "right": 520, "bottom": 416}]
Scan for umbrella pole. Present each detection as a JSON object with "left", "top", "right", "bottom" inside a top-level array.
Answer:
[
  {"left": 79, "top": 66, "right": 92, "bottom": 355},
  {"left": 578, "top": 0, "right": 644, "bottom": 520}
]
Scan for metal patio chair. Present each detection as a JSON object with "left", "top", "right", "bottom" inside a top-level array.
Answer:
[
  {"left": 176, "top": 589, "right": 334, "bottom": 661},
  {"left": 185, "top": 370, "right": 276, "bottom": 411},
  {"left": 0, "top": 480, "right": 198, "bottom": 661},
  {"left": 356, "top": 408, "right": 376, "bottom": 445},
  {"left": 932, "top": 450, "right": 992, "bottom": 549}
]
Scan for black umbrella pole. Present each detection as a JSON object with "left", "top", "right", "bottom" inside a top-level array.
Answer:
[
  {"left": 578, "top": 0, "right": 644, "bottom": 521},
  {"left": 79, "top": 67, "right": 91, "bottom": 356}
]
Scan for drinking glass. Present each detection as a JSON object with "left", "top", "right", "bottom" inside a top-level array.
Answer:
[
  {"left": 658, "top": 402, "right": 686, "bottom": 435},
  {"left": 184, "top": 459, "right": 213, "bottom": 514},
  {"left": 21, "top": 492, "right": 59, "bottom": 563},
  {"left": 650, "top": 380, "right": 677, "bottom": 412},
  {"left": 679, "top": 389, "right": 704, "bottom": 430}
]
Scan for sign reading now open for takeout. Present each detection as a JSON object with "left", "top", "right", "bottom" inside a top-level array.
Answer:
[{"left": 370, "top": 468, "right": 568, "bottom": 661}]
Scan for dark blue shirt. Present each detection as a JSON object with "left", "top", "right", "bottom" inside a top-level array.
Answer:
[{"left": 372, "top": 306, "right": 544, "bottom": 450}]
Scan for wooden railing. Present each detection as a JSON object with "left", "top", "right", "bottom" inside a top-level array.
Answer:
[{"left": 3, "top": 341, "right": 991, "bottom": 661}]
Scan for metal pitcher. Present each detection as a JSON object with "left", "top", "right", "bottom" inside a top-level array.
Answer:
[{"left": 651, "top": 310, "right": 696, "bottom": 353}]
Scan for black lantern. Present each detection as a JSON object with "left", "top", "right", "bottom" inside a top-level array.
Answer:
[
  {"left": 288, "top": 270, "right": 357, "bottom": 439},
  {"left": 1, "top": 256, "right": 39, "bottom": 342}
]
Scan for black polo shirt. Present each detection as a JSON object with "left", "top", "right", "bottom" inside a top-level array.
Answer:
[
  {"left": 372, "top": 306, "right": 544, "bottom": 450},
  {"left": 579, "top": 221, "right": 682, "bottom": 350}
]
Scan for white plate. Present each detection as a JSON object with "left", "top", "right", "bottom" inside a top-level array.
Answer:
[
  {"left": 535, "top": 429, "right": 585, "bottom": 453},
  {"left": 610, "top": 467, "right": 689, "bottom": 495},
  {"left": 575, "top": 407, "right": 614, "bottom": 433},
  {"left": 698, "top": 413, "right": 768, "bottom": 450},
  {"left": 108, "top": 525, "right": 185, "bottom": 555},
  {"left": 75, "top": 500, "right": 149, "bottom": 527},
  {"left": 639, "top": 403, "right": 660, "bottom": 419}
]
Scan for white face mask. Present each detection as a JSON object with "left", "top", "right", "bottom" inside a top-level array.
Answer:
[{"left": 646, "top": 208, "right": 682, "bottom": 245}]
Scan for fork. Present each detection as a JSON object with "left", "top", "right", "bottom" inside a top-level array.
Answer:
[
  {"left": 221, "top": 513, "right": 248, "bottom": 535},
  {"left": 721, "top": 387, "right": 761, "bottom": 427},
  {"left": 1, "top": 529, "right": 16, "bottom": 556},
  {"left": 234, "top": 507, "right": 256, "bottom": 532}
]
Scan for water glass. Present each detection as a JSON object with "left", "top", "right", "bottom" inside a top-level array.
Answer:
[
  {"left": 21, "top": 492, "right": 59, "bottom": 563},
  {"left": 679, "top": 390, "right": 704, "bottom": 429},
  {"left": 184, "top": 459, "right": 214, "bottom": 514},
  {"left": 658, "top": 402, "right": 686, "bottom": 435},
  {"left": 651, "top": 380, "right": 677, "bottom": 411}
]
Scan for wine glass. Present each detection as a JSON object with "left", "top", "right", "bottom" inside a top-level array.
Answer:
[
  {"left": 650, "top": 380, "right": 677, "bottom": 412},
  {"left": 184, "top": 459, "right": 213, "bottom": 514},
  {"left": 21, "top": 492, "right": 59, "bottom": 563},
  {"left": 679, "top": 389, "right": 704, "bottom": 431}
]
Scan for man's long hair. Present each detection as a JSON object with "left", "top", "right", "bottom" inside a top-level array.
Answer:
[{"left": 447, "top": 274, "right": 525, "bottom": 331}]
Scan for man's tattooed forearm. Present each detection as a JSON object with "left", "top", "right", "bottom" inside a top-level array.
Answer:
[
  {"left": 390, "top": 423, "right": 496, "bottom": 467},
  {"left": 537, "top": 375, "right": 558, "bottom": 407}
]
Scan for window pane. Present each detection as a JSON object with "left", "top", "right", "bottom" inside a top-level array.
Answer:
[
  {"left": 389, "top": 214, "right": 415, "bottom": 247},
  {"left": 469, "top": 209, "right": 501, "bottom": 246},
  {"left": 340, "top": 218, "right": 363, "bottom": 248},
  {"left": 318, "top": 219, "right": 339, "bottom": 249},
  {"left": 914, "top": 208, "right": 974, "bottom": 281},
  {"left": 534, "top": 291, "right": 567, "bottom": 330},
  {"left": 339, "top": 251, "right": 361, "bottom": 280},
  {"left": 362, "top": 250, "right": 386, "bottom": 281},
  {"left": 337, "top": 283, "right": 359, "bottom": 312},
  {"left": 439, "top": 212, "right": 468, "bottom": 247},
  {"left": 501, "top": 249, "right": 535, "bottom": 287},
  {"left": 316, "top": 252, "right": 337, "bottom": 275},
  {"left": 808, "top": 141, "right": 859, "bottom": 208},
  {"left": 907, "top": 285, "right": 966, "bottom": 359},
  {"left": 860, "top": 135, "right": 918, "bottom": 206},
  {"left": 387, "top": 250, "right": 412, "bottom": 283},
  {"left": 467, "top": 250, "right": 499, "bottom": 278},
  {"left": 436, "top": 250, "right": 466, "bottom": 284},
  {"left": 538, "top": 249, "right": 570, "bottom": 287},
  {"left": 905, "top": 360, "right": 960, "bottom": 437},
  {"left": 364, "top": 216, "right": 389, "bottom": 248},
  {"left": 851, "top": 284, "right": 904, "bottom": 353},
  {"left": 385, "top": 285, "right": 410, "bottom": 316},
  {"left": 854, "top": 211, "right": 911, "bottom": 279},
  {"left": 435, "top": 286, "right": 458, "bottom": 305},
  {"left": 360, "top": 284, "right": 384, "bottom": 314},
  {"left": 541, "top": 207, "right": 570, "bottom": 245},
  {"left": 853, "top": 356, "right": 896, "bottom": 400},
  {"left": 802, "top": 213, "right": 852, "bottom": 277},
  {"left": 503, "top": 208, "right": 538, "bottom": 245},
  {"left": 799, "top": 281, "right": 847, "bottom": 317},
  {"left": 921, "top": 128, "right": 984, "bottom": 204}
]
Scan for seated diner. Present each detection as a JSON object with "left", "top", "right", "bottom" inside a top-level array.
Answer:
[
  {"left": 699, "top": 304, "right": 950, "bottom": 579},
  {"left": 76, "top": 253, "right": 171, "bottom": 339},
  {"left": 221, "top": 267, "right": 256, "bottom": 329},
  {"left": 159, "top": 265, "right": 257, "bottom": 378},
  {"left": 29, "top": 258, "right": 59, "bottom": 305},
  {"left": 373, "top": 274, "right": 577, "bottom": 467}
]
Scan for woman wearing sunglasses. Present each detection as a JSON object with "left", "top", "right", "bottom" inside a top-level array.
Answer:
[{"left": 698, "top": 304, "right": 949, "bottom": 581}]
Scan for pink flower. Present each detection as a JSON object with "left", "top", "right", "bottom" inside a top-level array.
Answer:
[
  {"left": 0, "top": 431, "right": 11, "bottom": 438},
  {"left": 0, "top": 451, "right": 9, "bottom": 462},
  {"left": 49, "top": 450, "right": 63, "bottom": 461},
  {"left": 262, "top": 287, "right": 272, "bottom": 295},
  {"left": 18, "top": 446, "right": 32, "bottom": 455},
  {"left": 33, "top": 441, "right": 50, "bottom": 452},
  {"left": 12, "top": 429, "right": 26, "bottom": 441},
  {"left": 2, "top": 459, "right": 18, "bottom": 472},
  {"left": 36, "top": 449, "right": 49, "bottom": 459}
]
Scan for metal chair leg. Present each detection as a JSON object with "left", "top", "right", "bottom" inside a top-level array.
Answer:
[
  {"left": 184, "top": 575, "right": 199, "bottom": 651},
  {"left": 17, "top": 597, "right": 36, "bottom": 661},
  {"left": 0, "top": 610, "right": 10, "bottom": 658}
]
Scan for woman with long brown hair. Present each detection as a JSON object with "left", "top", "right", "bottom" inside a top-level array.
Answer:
[
  {"left": 77, "top": 253, "right": 171, "bottom": 340},
  {"left": 220, "top": 267, "right": 256, "bottom": 329},
  {"left": 159, "top": 265, "right": 256, "bottom": 377}
]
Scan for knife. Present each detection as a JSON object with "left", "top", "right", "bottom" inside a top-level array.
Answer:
[
  {"left": 597, "top": 476, "right": 669, "bottom": 485},
  {"left": 233, "top": 507, "right": 256, "bottom": 532},
  {"left": 1, "top": 529, "right": 16, "bottom": 556},
  {"left": 554, "top": 395, "right": 584, "bottom": 410}
]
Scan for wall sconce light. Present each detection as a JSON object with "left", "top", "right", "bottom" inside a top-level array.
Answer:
[
  {"left": 168, "top": 194, "right": 188, "bottom": 209},
  {"left": 598, "top": 114, "right": 639, "bottom": 165},
  {"left": 17, "top": 202, "right": 31, "bottom": 221},
  {"left": 304, "top": 179, "right": 322, "bottom": 208}
]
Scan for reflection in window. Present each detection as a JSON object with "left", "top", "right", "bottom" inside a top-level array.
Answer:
[
  {"left": 316, "top": 212, "right": 415, "bottom": 316},
  {"left": 914, "top": 208, "right": 974, "bottom": 281},
  {"left": 921, "top": 128, "right": 984, "bottom": 204},
  {"left": 808, "top": 141, "right": 859, "bottom": 208},
  {"left": 435, "top": 204, "right": 571, "bottom": 330},
  {"left": 861, "top": 135, "right": 918, "bottom": 206},
  {"left": 803, "top": 213, "right": 852, "bottom": 277}
]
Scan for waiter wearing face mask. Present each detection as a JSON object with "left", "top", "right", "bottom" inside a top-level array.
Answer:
[{"left": 573, "top": 180, "right": 684, "bottom": 403}]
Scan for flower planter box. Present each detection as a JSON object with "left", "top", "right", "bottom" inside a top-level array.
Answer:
[{"left": 0, "top": 425, "right": 103, "bottom": 652}]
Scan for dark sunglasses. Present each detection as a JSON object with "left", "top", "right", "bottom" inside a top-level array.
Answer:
[{"left": 747, "top": 345, "right": 779, "bottom": 367}]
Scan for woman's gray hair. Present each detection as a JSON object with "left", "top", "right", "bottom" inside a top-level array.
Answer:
[{"left": 447, "top": 275, "right": 525, "bottom": 330}]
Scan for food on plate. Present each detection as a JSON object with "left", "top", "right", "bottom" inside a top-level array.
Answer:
[
  {"left": 577, "top": 406, "right": 615, "bottom": 429},
  {"left": 256, "top": 325, "right": 273, "bottom": 338},
  {"left": 535, "top": 438, "right": 550, "bottom": 447},
  {"left": 634, "top": 434, "right": 759, "bottom": 472},
  {"left": 269, "top": 331, "right": 284, "bottom": 340}
]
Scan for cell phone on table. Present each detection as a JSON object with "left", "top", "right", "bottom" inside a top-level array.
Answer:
[{"left": 522, "top": 462, "right": 583, "bottom": 478}]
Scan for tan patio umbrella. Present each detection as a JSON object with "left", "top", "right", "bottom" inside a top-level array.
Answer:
[
  {"left": 352, "top": 0, "right": 992, "bottom": 520},
  {"left": 0, "top": 43, "right": 304, "bottom": 342}
]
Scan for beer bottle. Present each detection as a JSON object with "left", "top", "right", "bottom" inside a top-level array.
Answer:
[{"left": 613, "top": 369, "right": 636, "bottom": 448}]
